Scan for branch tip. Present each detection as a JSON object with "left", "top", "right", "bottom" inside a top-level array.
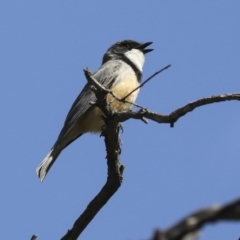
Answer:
[
  {"left": 121, "top": 64, "right": 171, "bottom": 101},
  {"left": 31, "top": 235, "right": 37, "bottom": 240},
  {"left": 141, "top": 117, "right": 148, "bottom": 124}
]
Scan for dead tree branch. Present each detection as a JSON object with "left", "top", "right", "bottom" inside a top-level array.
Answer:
[
  {"left": 116, "top": 93, "right": 240, "bottom": 127},
  {"left": 60, "top": 69, "right": 124, "bottom": 240},
  {"left": 151, "top": 198, "right": 240, "bottom": 240},
  {"left": 34, "top": 67, "right": 239, "bottom": 240},
  {"left": 121, "top": 64, "right": 171, "bottom": 101}
]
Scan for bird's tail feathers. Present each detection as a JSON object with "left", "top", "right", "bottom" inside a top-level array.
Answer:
[{"left": 36, "top": 147, "right": 62, "bottom": 182}]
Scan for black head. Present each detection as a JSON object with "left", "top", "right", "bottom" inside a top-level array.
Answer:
[
  {"left": 108, "top": 40, "right": 153, "bottom": 54},
  {"left": 102, "top": 40, "right": 153, "bottom": 64}
]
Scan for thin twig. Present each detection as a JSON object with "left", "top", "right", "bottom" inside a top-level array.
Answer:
[
  {"left": 121, "top": 64, "right": 171, "bottom": 101},
  {"left": 108, "top": 64, "right": 171, "bottom": 110},
  {"left": 85, "top": 65, "right": 171, "bottom": 111},
  {"left": 84, "top": 68, "right": 110, "bottom": 95},
  {"left": 30, "top": 235, "right": 37, "bottom": 240},
  {"left": 84, "top": 68, "right": 138, "bottom": 108}
]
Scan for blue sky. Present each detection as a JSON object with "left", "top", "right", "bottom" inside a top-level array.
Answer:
[{"left": 1, "top": 1, "right": 240, "bottom": 239}]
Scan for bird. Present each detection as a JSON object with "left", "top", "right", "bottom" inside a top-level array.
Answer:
[{"left": 36, "top": 39, "right": 153, "bottom": 182}]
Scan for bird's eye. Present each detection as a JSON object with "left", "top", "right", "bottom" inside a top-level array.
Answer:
[{"left": 122, "top": 43, "right": 130, "bottom": 48}]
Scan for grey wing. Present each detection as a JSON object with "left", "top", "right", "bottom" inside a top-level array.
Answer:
[{"left": 54, "top": 60, "right": 122, "bottom": 145}]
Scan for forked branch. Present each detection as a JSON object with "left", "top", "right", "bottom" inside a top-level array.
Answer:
[
  {"left": 32, "top": 67, "right": 239, "bottom": 240},
  {"left": 60, "top": 69, "right": 124, "bottom": 240}
]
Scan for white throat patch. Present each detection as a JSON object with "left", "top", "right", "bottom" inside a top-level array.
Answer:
[{"left": 124, "top": 49, "right": 145, "bottom": 72}]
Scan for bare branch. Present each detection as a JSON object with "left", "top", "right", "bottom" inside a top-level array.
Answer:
[
  {"left": 61, "top": 69, "right": 123, "bottom": 240},
  {"left": 121, "top": 64, "right": 171, "bottom": 101},
  {"left": 116, "top": 93, "right": 240, "bottom": 127},
  {"left": 85, "top": 65, "right": 171, "bottom": 111},
  {"left": 84, "top": 68, "right": 110, "bottom": 95},
  {"left": 84, "top": 67, "right": 141, "bottom": 108},
  {"left": 108, "top": 65, "right": 171, "bottom": 110},
  {"left": 151, "top": 198, "right": 240, "bottom": 240},
  {"left": 58, "top": 69, "right": 239, "bottom": 239}
]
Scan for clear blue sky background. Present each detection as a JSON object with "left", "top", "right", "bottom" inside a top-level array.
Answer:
[{"left": 1, "top": 1, "right": 239, "bottom": 239}]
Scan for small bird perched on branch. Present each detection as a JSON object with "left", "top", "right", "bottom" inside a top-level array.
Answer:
[{"left": 36, "top": 40, "right": 153, "bottom": 181}]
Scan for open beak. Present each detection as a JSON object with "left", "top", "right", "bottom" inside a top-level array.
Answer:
[{"left": 136, "top": 42, "right": 153, "bottom": 54}]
